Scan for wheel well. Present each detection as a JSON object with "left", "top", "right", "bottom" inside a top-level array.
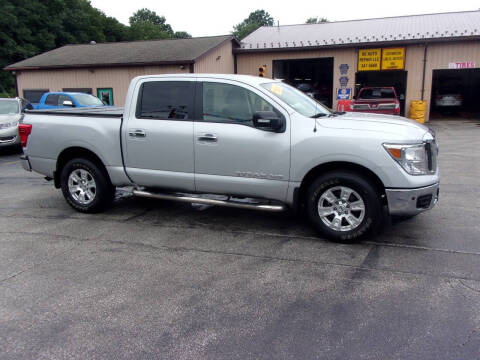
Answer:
[
  {"left": 295, "top": 162, "right": 386, "bottom": 211},
  {"left": 54, "top": 147, "right": 109, "bottom": 188}
]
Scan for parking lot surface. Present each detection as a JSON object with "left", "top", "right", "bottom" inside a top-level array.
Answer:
[{"left": 1, "top": 120, "right": 479, "bottom": 359}]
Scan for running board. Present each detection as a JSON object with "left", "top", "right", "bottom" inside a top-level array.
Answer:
[{"left": 132, "top": 190, "right": 286, "bottom": 212}]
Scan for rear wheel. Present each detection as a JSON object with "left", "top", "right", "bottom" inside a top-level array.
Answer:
[
  {"left": 60, "top": 158, "right": 115, "bottom": 213},
  {"left": 306, "top": 171, "right": 382, "bottom": 242}
]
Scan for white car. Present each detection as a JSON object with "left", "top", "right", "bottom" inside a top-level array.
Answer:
[
  {"left": 0, "top": 98, "right": 27, "bottom": 149},
  {"left": 435, "top": 93, "right": 462, "bottom": 107}
]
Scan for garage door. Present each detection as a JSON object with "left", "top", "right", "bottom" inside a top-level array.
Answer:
[{"left": 430, "top": 69, "right": 480, "bottom": 119}]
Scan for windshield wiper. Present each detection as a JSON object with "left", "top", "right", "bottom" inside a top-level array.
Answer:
[{"left": 311, "top": 113, "right": 328, "bottom": 118}]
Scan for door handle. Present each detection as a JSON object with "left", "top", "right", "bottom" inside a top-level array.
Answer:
[
  {"left": 197, "top": 133, "right": 218, "bottom": 142},
  {"left": 128, "top": 129, "right": 146, "bottom": 138}
]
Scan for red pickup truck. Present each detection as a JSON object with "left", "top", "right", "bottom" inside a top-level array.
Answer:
[{"left": 351, "top": 87, "right": 400, "bottom": 115}]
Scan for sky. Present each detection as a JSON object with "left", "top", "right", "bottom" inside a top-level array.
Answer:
[{"left": 89, "top": 0, "right": 480, "bottom": 37}]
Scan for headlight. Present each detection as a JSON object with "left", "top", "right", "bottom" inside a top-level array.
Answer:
[
  {"left": 0, "top": 121, "right": 19, "bottom": 130},
  {"left": 383, "top": 143, "right": 429, "bottom": 175}
]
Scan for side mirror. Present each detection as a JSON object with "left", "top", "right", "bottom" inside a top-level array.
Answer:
[
  {"left": 253, "top": 111, "right": 285, "bottom": 132},
  {"left": 63, "top": 100, "right": 75, "bottom": 107},
  {"left": 23, "top": 103, "right": 34, "bottom": 111}
]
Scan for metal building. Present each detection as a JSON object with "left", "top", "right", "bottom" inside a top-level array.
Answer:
[
  {"left": 5, "top": 35, "right": 238, "bottom": 106},
  {"left": 236, "top": 11, "right": 480, "bottom": 120}
]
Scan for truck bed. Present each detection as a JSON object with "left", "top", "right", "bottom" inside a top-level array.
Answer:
[{"left": 26, "top": 106, "right": 124, "bottom": 118}]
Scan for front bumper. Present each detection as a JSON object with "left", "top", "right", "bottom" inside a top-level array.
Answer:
[
  {"left": 386, "top": 183, "right": 439, "bottom": 216},
  {"left": 0, "top": 127, "right": 20, "bottom": 147},
  {"left": 20, "top": 154, "right": 32, "bottom": 172}
]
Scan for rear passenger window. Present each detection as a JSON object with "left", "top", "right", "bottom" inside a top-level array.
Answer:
[
  {"left": 45, "top": 94, "right": 59, "bottom": 106},
  {"left": 202, "top": 82, "right": 274, "bottom": 126},
  {"left": 137, "top": 81, "right": 194, "bottom": 120}
]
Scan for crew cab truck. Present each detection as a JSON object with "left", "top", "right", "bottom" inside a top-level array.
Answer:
[
  {"left": 351, "top": 87, "right": 401, "bottom": 115},
  {"left": 19, "top": 74, "right": 439, "bottom": 242},
  {"left": 33, "top": 92, "right": 105, "bottom": 109}
]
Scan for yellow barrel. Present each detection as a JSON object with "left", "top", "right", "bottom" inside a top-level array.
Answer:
[{"left": 409, "top": 100, "right": 427, "bottom": 123}]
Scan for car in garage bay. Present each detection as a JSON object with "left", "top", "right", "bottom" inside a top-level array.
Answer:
[{"left": 351, "top": 87, "right": 401, "bottom": 115}]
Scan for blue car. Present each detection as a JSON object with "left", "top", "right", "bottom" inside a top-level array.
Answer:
[{"left": 33, "top": 92, "right": 106, "bottom": 109}]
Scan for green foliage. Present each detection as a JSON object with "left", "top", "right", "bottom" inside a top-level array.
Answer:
[
  {"left": 0, "top": 1, "right": 192, "bottom": 95},
  {"left": 174, "top": 31, "right": 192, "bottom": 39},
  {"left": 129, "top": 22, "right": 172, "bottom": 41},
  {"left": 306, "top": 17, "right": 329, "bottom": 24},
  {"left": 129, "top": 8, "right": 174, "bottom": 36},
  {"left": 233, "top": 10, "right": 274, "bottom": 40}
]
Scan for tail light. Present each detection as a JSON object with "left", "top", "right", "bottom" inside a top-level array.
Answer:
[
  {"left": 456, "top": 95, "right": 462, "bottom": 100},
  {"left": 435, "top": 95, "right": 441, "bottom": 100},
  {"left": 18, "top": 124, "right": 32, "bottom": 148}
]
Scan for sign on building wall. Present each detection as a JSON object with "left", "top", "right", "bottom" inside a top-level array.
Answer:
[
  {"left": 358, "top": 47, "right": 405, "bottom": 71},
  {"left": 358, "top": 49, "right": 381, "bottom": 71},
  {"left": 337, "top": 88, "right": 352, "bottom": 100},
  {"left": 381, "top": 48, "right": 405, "bottom": 70},
  {"left": 448, "top": 61, "right": 476, "bottom": 69}
]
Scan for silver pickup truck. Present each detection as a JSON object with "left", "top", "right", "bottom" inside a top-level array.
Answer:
[{"left": 19, "top": 74, "right": 439, "bottom": 241}]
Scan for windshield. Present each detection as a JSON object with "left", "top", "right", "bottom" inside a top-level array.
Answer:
[
  {"left": 0, "top": 100, "right": 19, "bottom": 115},
  {"left": 261, "top": 82, "right": 331, "bottom": 117},
  {"left": 74, "top": 94, "right": 104, "bottom": 106},
  {"left": 358, "top": 88, "right": 395, "bottom": 99}
]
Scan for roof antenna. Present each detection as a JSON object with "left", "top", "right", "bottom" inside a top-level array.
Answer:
[{"left": 313, "top": 98, "right": 318, "bottom": 133}]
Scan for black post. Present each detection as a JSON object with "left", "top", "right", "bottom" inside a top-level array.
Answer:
[
  {"left": 421, "top": 44, "right": 428, "bottom": 101},
  {"left": 13, "top": 71, "right": 19, "bottom": 97}
]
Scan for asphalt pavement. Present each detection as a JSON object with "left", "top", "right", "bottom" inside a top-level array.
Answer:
[{"left": 0, "top": 120, "right": 479, "bottom": 359}]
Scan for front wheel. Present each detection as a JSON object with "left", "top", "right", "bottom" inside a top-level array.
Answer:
[
  {"left": 306, "top": 171, "right": 382, "bottom": 242},
  {"left": 60, "top": 158, "right": 115, "bottom": 213}
]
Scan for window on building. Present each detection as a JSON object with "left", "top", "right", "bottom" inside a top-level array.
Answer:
[
  {"left": 97, "top": 88, "right": 113, "bottom": 105},
  {"left": 137, "top": 81, "right": 194, "bottom": 120},
  {"left": 23, "top": 89, "right": 49, "bottom": 104},
  {"left": 62, "top": 88, "right": 92, "bottom": 94},
  {"left": 202, "top": 82, "right": 274, "bottom": 126}
]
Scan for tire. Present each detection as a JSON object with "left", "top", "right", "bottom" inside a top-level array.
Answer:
[
  {"left": 60, "top": 157, "right": 115, "bottom": 213},
  {"left": 306, "top": 171, "right": 382, "bottom": 242}
]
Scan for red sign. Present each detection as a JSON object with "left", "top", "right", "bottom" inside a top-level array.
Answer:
[{"left": 448, "top": 61, "right": 476, "bottom": 69}]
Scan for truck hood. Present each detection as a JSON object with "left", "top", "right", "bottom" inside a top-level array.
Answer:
[
  {"left": 319, "top": 112, "right": 429, "bottom": 140},
  {"left": 0, "top": 113, "right": 22, "bottom": 124}
]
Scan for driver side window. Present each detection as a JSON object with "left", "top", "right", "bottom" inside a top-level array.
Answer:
[
  {"left": 202, "top": 82, "right": 274, "bottom": 126},
  {"left": 58, "top": 95, "right": 72, "bottom": 106}
]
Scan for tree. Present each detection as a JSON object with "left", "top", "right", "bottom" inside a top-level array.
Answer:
[
  {"left": 129, "top": 22, "right": 172, "bottom": 41},
  {"left": 0, "top": 2, "right": 191, "bottom": 95},
  {"left": 174, "top": 31, "right": 192, "bottom": 39},
  {"left": 129, "top": 8, "right": 173, "bottom": 36},
  {"left": 232, "top": 10, "right": 274, "bottom": 40},
  {"left": 306, "top": 17, "right": 329, "bottom": 24},
  {"left": 0, "top": 0, "right": 130, "bottom": 96}
]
